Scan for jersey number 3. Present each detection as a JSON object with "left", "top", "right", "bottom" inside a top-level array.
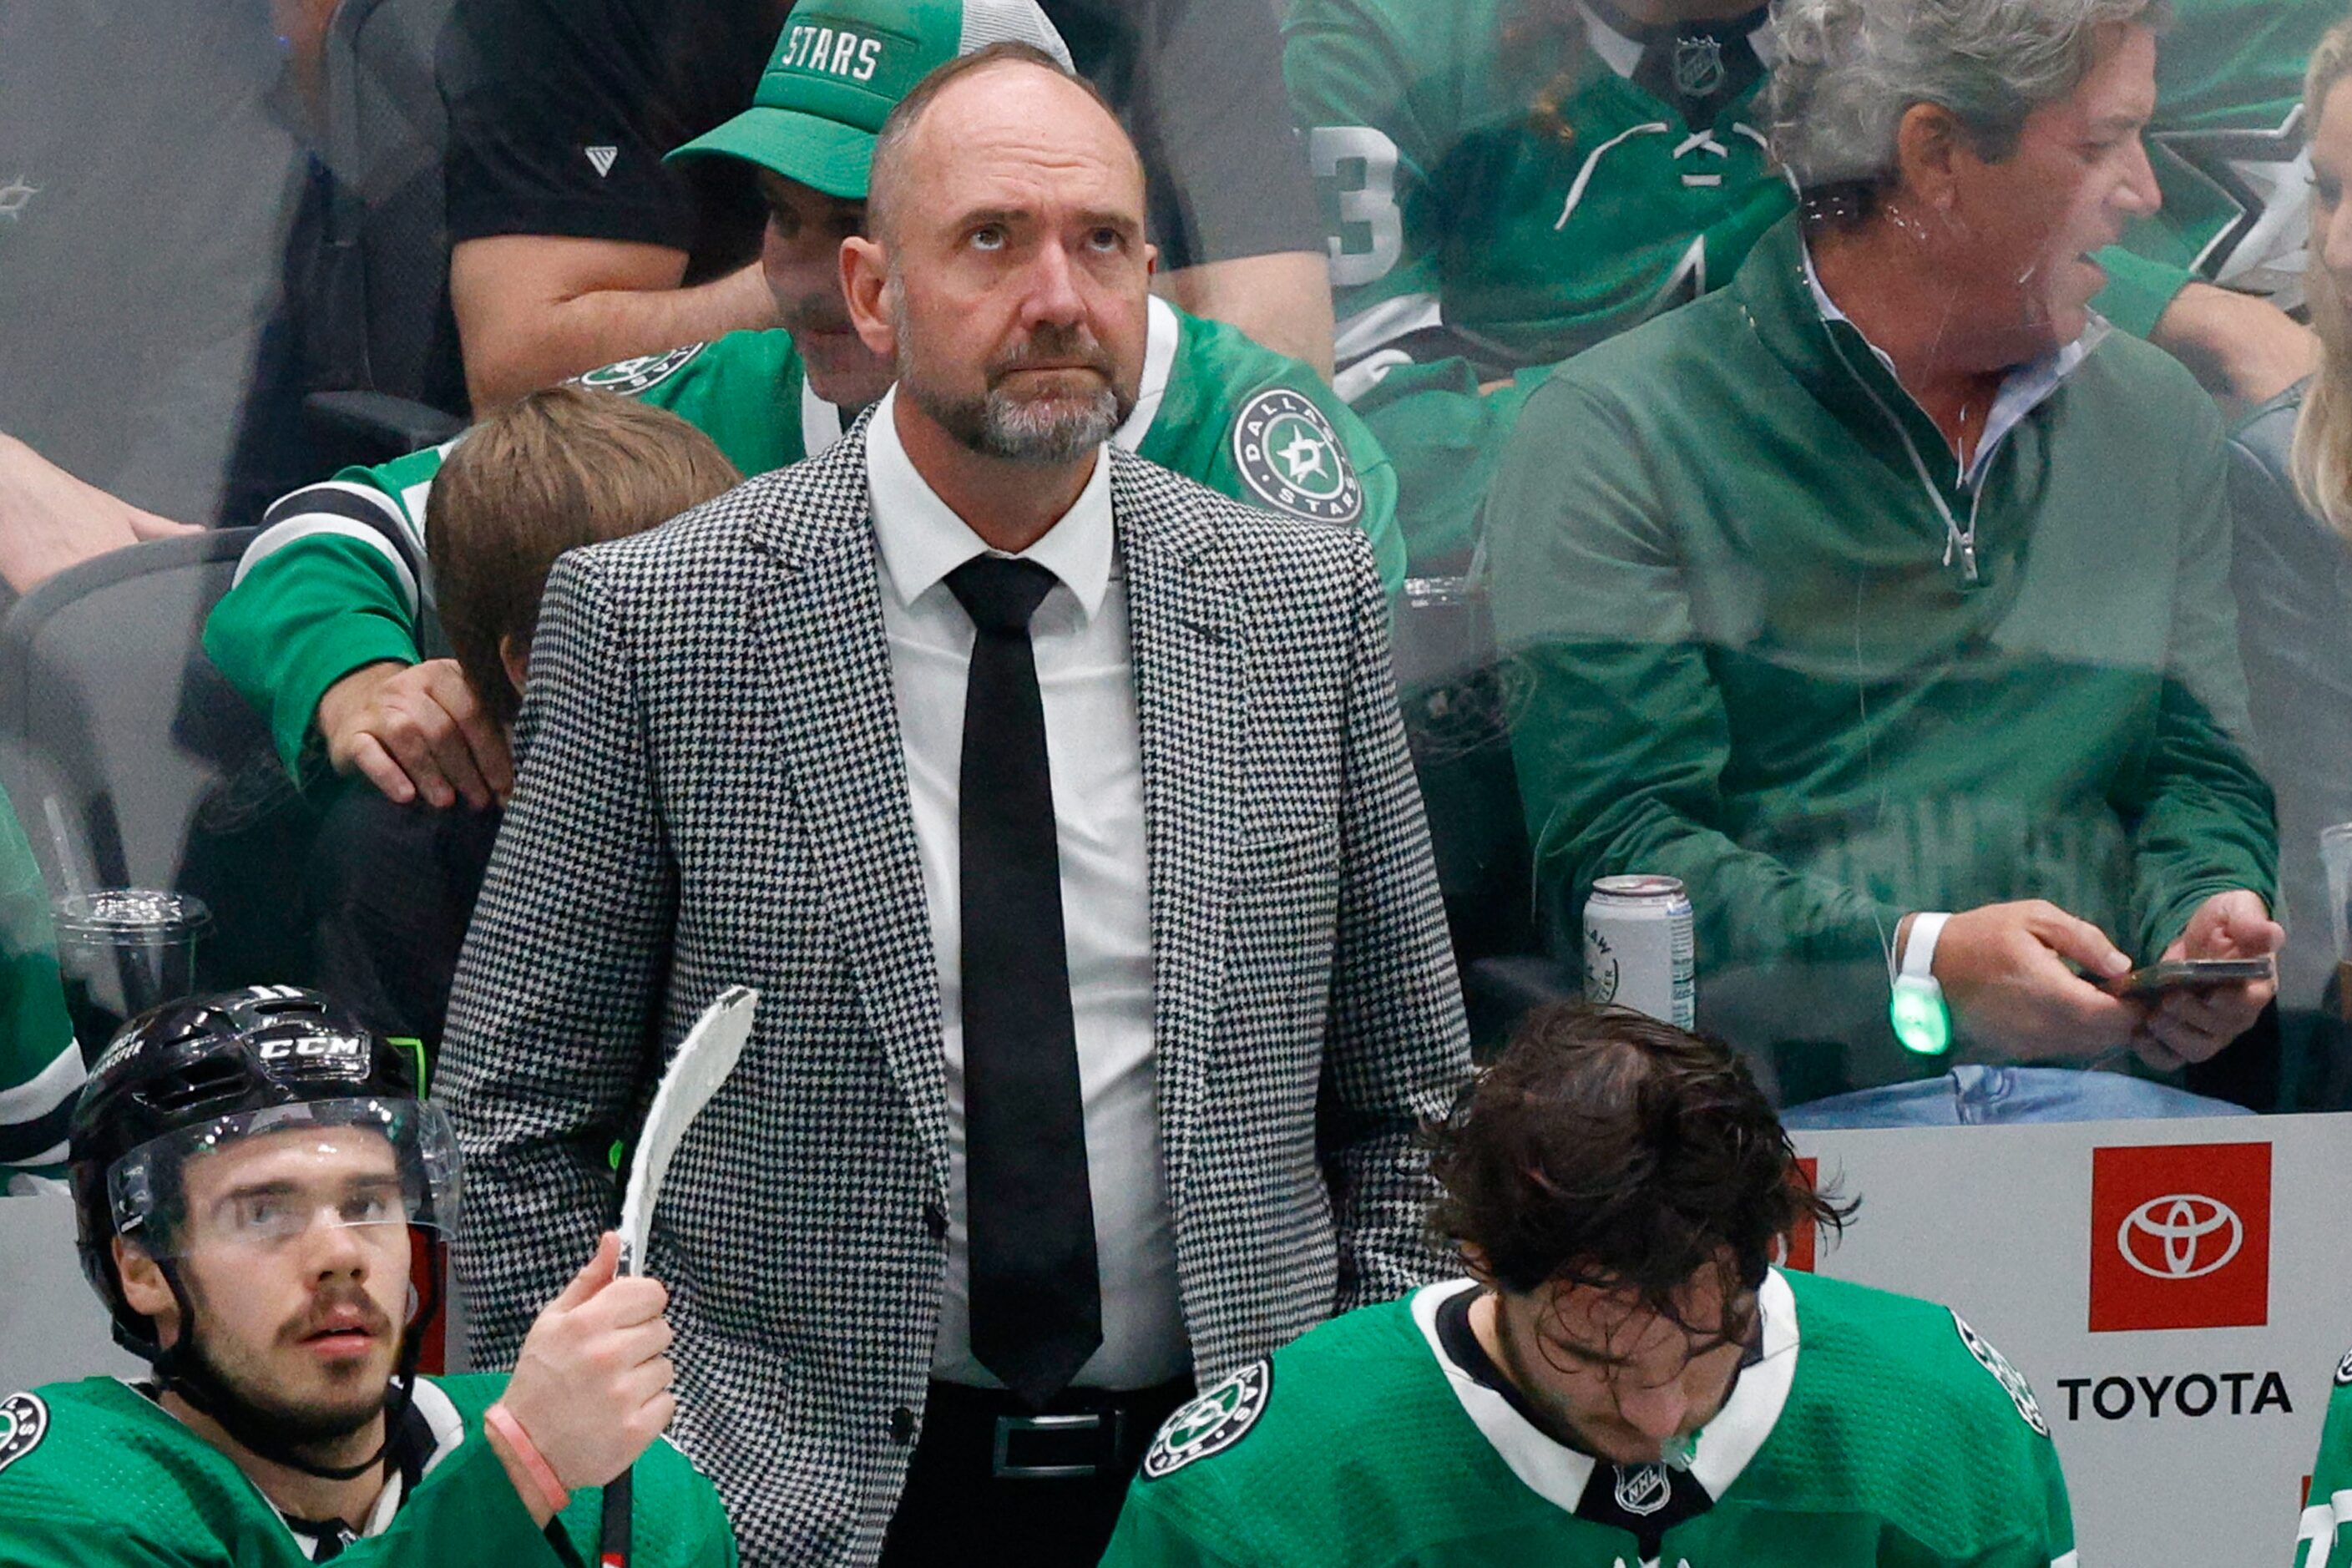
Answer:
[{"left": 1310, "top": 126, "right": 1404, "bottom": 288}]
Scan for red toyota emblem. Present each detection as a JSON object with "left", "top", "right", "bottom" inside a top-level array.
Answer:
[{"left": 2089, "top": 1143, "right": 2270, "bottom": 1333}]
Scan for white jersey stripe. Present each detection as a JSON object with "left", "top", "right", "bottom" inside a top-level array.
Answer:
[
  {"left": 1333, "top": 290, "right": 1444, "bottom": 372},
  {"left": 0, "top": 1037, "right": 87, "bottom": 1126},
  {"left": 2297, "top": 1503, "right": 2332, "bottom": 1568},
  {"left": 239, "top": 479, "right": 413, "bottom": 572},
  {"left": 1110, "top": 295, "right": 1181, "bottom": 454},
  {"left": 229, "top": 518, "right": 422, "bottom": 615}
]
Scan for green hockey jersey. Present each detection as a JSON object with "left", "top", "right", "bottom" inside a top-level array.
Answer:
[
  {"left": 2295, "top": 1348, "right": 2352, "bottom": 1565},
  {"left": 0, "top": 776, "right": 79, "bottom": 1175},
  {"left": 0, "top": 1372, "right": 735, "bottom": 1567},
  {"left": 1283, "top": 0, "right": 1784, "bottom": 571},
  {"left": 1282, "top": 0, "right": 2338, "bottom": 572},
  {"left": 1103, "top": 1270, "right": 2076, "bottom": 1567},
  {"left": 204, "top": 296, "right": 1404, "bottom": 776}
]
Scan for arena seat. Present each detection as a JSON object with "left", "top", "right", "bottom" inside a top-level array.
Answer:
[
  {"left": 296, "top": 0, "right": 470, "bottom": 471},
  {"left": 1393, "top": 574, "right": 1573, "bottom": 1051},
  {"left": 0, "top": 530, "right": 325, "bottom": 999}
]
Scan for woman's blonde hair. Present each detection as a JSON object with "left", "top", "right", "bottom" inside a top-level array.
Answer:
[{"left": 2292, "top": 16, "right": 2352, "bottom": 536}]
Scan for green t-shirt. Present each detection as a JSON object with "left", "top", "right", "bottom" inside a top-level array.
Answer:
[
  {"left": 0, "top": 1373, "right": 735, "bottom": 1567},
  {"left": 0, "top": 777, "right": 79, "bottom": 1173},
  {"left": 1282, "top": 0, "right": 2335, "bottom": 572},
  {"left": 2295, "top": 1349, "right": 2352, "bottom": 1565},
  {"left": 204, "top": 298, "right": 1404, "bottom": 776},
  {"left": 1105, "top": 1270, "right": 2075, "bottom": 1567}
]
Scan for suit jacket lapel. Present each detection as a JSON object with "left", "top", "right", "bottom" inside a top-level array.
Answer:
[
  {"left": 741, "top": 429, "right": 952, "bottom": 1194},
  {"left": 1117, "top": 450, "right": 1243, "bottom": 1210}
]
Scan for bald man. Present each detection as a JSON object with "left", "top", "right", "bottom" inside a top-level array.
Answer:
[{"left": 436, "top": 43, "right": 1470, "bottom": 1568}]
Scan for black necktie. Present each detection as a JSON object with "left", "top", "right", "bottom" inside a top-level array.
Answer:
[{"left": 944, "top": 556, "right": 1101, "bottom": 1408}]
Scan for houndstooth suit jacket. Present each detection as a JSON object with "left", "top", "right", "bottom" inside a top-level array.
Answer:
[{"left": 436, "top": 423, "right": 1471, "bottom": 1565}]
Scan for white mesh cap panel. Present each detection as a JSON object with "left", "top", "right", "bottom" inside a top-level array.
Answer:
[{"left": 957, "top": 0, "right": 1074, "bottom": 68}]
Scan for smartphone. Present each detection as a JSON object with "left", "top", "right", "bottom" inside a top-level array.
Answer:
[{"left": 2097, "top": 959, "right": 2273, "bottom": 998}]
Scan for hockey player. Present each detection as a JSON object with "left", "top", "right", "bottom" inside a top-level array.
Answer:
[
  {"left": 1282, "top": 0, "right": 2334, "bottom": 571},
  {"left": 0, "top": 987, "right": 735, "bottom": 1566},
  {"left": 2296, "top": 1348, "right": 2352, "bottom": 1565},
  {"left": 1101, "top": 1004, "right": 2076, "bottom": 1567},
  {"left": 203, "top": 0, "right": 1403, "bottom": 812}
]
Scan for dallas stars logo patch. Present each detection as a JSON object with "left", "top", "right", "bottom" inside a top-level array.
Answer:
[
  {"left": 1952, "top": 1312, "right": 2048, "bottom": 1436},
  {"left": 1141, "top": 1361, "right": 1271, "bottom": 1479},
  {"left": 2335, "top": 1347, "right": 2352, "bottom": 1388},
  {"left": 574, "top": 343, "right": 706, "bottom": 397},
  {"left": 0, "top": 1393, "right": 49, "bottom": 1474},
  {"left": 1231, "top": 390, "right": 1363, "bottom": 525}
]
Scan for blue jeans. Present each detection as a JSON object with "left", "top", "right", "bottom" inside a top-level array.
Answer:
[{"left": 1779, "top": 1065, "right": 2256, "bottom": 1129}]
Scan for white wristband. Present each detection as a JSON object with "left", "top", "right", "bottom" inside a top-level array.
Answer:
[{"left": 1899, "top": 913, "right": 1951, "bottom": 980}]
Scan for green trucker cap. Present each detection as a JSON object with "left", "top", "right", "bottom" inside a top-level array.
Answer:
[{"left": 667, "top": 0, "right": 1074, "bottom": 200}]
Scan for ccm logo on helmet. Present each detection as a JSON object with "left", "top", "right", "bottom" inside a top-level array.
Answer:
[{"left": 257, "top": 1038, "right": 368, "bottom": 1062}]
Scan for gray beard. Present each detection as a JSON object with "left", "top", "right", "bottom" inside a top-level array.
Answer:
[
  {"left": 911, "top": 378, "right": 1125, "bottom": 464},
  {"left": 889, "top": 289, "right": 1136, "bottom": 464}
]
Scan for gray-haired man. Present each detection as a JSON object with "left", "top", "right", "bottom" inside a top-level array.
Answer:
[{"left": 1491, "top": 0, "right": 2280, "bottom": 1122}]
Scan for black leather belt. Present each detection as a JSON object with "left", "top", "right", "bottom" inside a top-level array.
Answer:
[{"left": 920, "top": 1377, "right": 1193, "bottom": 1481}]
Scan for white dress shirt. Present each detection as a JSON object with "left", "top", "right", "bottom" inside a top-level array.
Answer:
[{"left": 864, "top": 388, "right": 1186, "bottom": 1391}]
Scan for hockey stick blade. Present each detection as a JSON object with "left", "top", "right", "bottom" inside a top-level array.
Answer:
[{"left": 615, "top": 984, "right": 758, "bottom": 1277}]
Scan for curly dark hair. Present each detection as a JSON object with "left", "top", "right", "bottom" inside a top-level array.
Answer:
[{"left": 1427, "top": 1003, "right": 1853, "bottom": 1338}]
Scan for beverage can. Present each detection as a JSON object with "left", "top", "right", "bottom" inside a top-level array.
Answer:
[{"left": 1582, "top": 874, "right": 1696, "bottom": 1029}]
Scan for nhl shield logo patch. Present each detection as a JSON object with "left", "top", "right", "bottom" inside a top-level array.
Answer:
[
  {"left": 1231, "top": 389, "right": 1363, "bottom": 524},
  {"left": 1952, "top": 1313, "right": 2049, "bottom": 1436},
  {"left": 1672, "top": 35, "right": 1727, "bottom": 98},
  {"left": 1141, "top": 1362, "right": 1271, "bottom": 1479},
  {"left": 1612, "top": 1462, "right": 1672, "bottom": 1517},
  {"left": 0, "top": 1393, "right": 48, "bottom": 1474},
  {"left": 2336, "top": 1346, "right": 2352, "bottom": 1387},
  {"left": 574, "top": 342, "right": 706, "bottom": 397}
]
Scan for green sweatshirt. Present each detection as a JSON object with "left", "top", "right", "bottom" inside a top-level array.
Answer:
[
  {"left": 1489, "top": 214, "right": 2275, "bottom": 1087},
  {"left": 205, "top": 298, "right": 1404, "bottom": 776}
]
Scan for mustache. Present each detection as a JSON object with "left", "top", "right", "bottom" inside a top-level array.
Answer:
[
  {"left": 988, "top": 323, "right": 1115, "bottom": 384},
  {"left": 281, "top": 1290, "right": 396, "bottom": 1345}
]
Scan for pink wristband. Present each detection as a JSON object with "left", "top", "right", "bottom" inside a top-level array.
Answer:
[{"left": 485, "top": 1402, "right": 571, "bottom": 1515}]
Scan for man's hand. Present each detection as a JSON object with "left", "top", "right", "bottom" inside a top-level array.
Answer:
[
  {"left": 451, "top": 235, "right": 777, "bottom": 408},
  {"left": 0, "top": 433, "right": 197, "bottom": 596},
  {"left": 314, "top": 659, "right": 513, "bottom": 809},
  {"left": 1931, "top": 899, "right": 2144, "bottom": 1060},
  {"left": 498, "top": 1233, "right": 677, "bottom": 1499},
  {"left": 2150, "top": 283, "right": 2318, "bottom": 407},
  {"left": 2140, "top": 890, "right": 2284, "bottom": 1070}
]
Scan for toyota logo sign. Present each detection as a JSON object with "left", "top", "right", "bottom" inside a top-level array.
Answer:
[
  {"left": 2117, "top": 1194, "right": 2243, "bottom": 1281},
  {"left": 2089, "top": 1142, "right": 2271, "bottom": 1333}
]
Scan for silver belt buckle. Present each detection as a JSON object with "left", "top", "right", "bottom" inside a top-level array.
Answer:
[{"left": 990, "top": 1411, "right": 1116, "bottom": 1479}]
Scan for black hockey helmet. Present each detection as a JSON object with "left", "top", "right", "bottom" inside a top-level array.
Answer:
[
  {"left": 69, "top": 986, "right": 458, "bottom": 1349},
  {"left": 67, "top": 988, "right": 460, "bottom": 1482}
]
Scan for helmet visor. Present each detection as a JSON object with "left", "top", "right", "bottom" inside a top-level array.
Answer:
[{"left": 107, "top": 1097, "right": 460, "bottom": 1260}]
